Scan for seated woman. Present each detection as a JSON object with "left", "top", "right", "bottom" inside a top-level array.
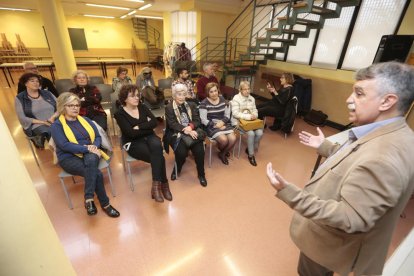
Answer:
[
  {"left": 69, "top": 70, "right": 108, "bottom": 131},
  {"left": 51, "top": 92, "right": 119, "bottom": 218},
  {"left": 231, "top": 81, "right": 264, "bottom": 167},
  {"left": 15, "top": 72, "right": 58, "bottom": 148},
  {"left": 112, "top": 66, "right": 132, "bottom": 94},
  {"left": 114, "top": 84, "right": 172, "bottom": 203},
  {"left": 257, "top": 72, "right": 294, "bottom": 131},
  {"left": 163, "top": 84, "right": 207, "bottom": 186},
  {"left": 199, "top": 82, "right": 236, "bottom": 165}
]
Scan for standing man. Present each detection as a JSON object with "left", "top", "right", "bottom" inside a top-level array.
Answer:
[
  {"left": 177, "top": 43, "right": 191, "bottom": 61},
  {"left": 172, "top": 68, "right": 197, "bottom": 103},
  {"left": 266, "top": 61, "right": 414, "bottom": 276},
  {"left": 196, "top": 62, "right": 218, "bottom": 101},
  {"left": 17, "top": 62, "right": 58, "bottom": 97}
]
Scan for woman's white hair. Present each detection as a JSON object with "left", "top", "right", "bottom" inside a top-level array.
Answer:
[
  {"left": 171, "top": 83, "right": 188, "bottom": 99},
  {"left": 71, "top": 70, "right": 89, "bottom": 83}
]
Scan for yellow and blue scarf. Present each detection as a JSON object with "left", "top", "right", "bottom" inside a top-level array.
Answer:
[{"left": 59, "top": 115, "right": 109, "bottom": 160}]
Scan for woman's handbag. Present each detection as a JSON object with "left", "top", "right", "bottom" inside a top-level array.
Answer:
[
  {"left": 239, "top": 119, "right": 264, "bottom": 131},
  {"left": 180, "top": 128, "right": 206, "bottom": 147}
]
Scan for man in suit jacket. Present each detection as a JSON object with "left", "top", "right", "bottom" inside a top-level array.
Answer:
[{"left": 266, "top": 61, "right": 414, "bottom": 276}]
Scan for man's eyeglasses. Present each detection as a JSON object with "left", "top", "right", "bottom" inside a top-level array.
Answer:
[
  {"left": 65, "top": 104, "right": 81, "bottom": 108},
  {"left": 27, "top": 67, "right": 38, "bottom": 70}
]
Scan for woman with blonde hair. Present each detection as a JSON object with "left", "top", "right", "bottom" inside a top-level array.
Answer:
[
  {"left": 258, "top": 72, "right": 295, "bottom": 131},
  {"left": 199, "top": 82, "right": 236, "bottom": 165},
  {"left": 231, "top": 81, "right": 263, "bottom": 166},
  {"left": 69, "top": 70, "right": 107, "bottom": 130},
  {"left": 51, "top": 92, "right": 119, "bottom": 218}
]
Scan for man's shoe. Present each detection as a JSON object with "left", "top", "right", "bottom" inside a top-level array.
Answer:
[
  {"left": 85, "top": 201, "right": 97, "bottom": 216},
  {"left": 248, "top": 155, "right": 257, "bottom": 166},
  {"left": 102, "top": 205, "right": 120, "bottom": 218},
  {"left": 198, "top": 175, "right": 207, "bottom": 187}
]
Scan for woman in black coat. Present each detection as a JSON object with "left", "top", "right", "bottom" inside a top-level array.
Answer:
[
  {"left": 114, "top": 85, "right": 172, "bottom": 203},
  {"left": 163, "top": 83, "right": 207, "bottom": 187},
  {"left": 258, "top": 72, "right": 294, "bottom": 131}
]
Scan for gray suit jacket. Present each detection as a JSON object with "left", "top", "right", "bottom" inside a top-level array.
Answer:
[{"left": 277, "top": 118, "right": 414, "bottom": 275}]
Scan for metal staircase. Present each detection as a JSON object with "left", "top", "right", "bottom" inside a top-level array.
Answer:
[
  {"left": 132, "top": 18, "right": 163, "bottom": 63},
  {"left": 223, "top": 0, "right": 361, "bottom": 80}
]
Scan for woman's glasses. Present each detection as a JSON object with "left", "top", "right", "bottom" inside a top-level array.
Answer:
[{"left": 65, "top": 104, "right": 81, "bottom": 108}]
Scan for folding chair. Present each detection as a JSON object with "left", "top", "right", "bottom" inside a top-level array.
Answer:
[{"left": 58, "top": 158, "right": 116, "bottom": 209}]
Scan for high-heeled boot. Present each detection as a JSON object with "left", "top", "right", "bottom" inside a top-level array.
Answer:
[
  {"left": 151, "top": 181, "right": 164, "bottom": 203},
  {"left": 161, "top": 181, "right": 173, "bottom": 201}
]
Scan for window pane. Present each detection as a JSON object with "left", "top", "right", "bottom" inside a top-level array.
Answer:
[
  {"left": 311, "top": 5, "right": 354, "bottom": 69},
  {"left": 341, "top": 0, "right": 407, "bottom": 70}
]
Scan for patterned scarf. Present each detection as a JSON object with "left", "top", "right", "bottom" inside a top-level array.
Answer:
[
  {"left": 58, "top": 115, "right": 109, "bottom": 160},
  {"left": 172, "top": 100, "right": 192, "bottom": 125}
]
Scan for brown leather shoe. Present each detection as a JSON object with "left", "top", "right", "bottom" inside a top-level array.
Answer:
[
  {"left": 161, "top": 181, "right": 173, "bottom": 201},
  {"left": 151, "top": 181, "right": 164, "bottom": 203}
]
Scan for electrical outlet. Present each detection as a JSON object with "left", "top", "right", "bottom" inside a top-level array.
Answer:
[{"left": 259, "top": 88, "right": 264, "bottom": 92}]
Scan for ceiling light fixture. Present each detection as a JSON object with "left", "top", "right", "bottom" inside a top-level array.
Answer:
[
  {"left": 84, "top": 14, "right": 115, "bottom": 19},
  {"left": 138, "top": 4, "right": 152, "bottom": 11},
  {"left": 0, "top": 7, "right": 31, "bottom": 12},
  {"left": 127, "top": 0, "right": 145, "bottom": 3},
  {"left": 86, "top": 4, "right": 130, "bottom": 10},
  {"left": 127, "top": 10, "right": 137, "bottom": 15},
  {"left": 120, "top": 15, "right": 128, "bottom": 19},
  {"left": 135, "top": 15, "right": 163, "bottom": 20}
]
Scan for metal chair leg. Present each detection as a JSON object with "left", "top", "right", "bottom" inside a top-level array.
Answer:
[
  {"left": 27, "top": 138, "right": 40, "bottom": 167},
  {"left": 127, "top": 161, "right": 134, "bottom": 191},
  {"left": 106, "top": 166, "right": 116, "bottom": 197},
  {"left": 209, "top": 141, "right": 213, "bottom": 168},
  {"left": 237, "top": 133, "right": 242, "bottom": 159},
  {"left": 59, "top": 177, "right": 73, "bottom": 209}
]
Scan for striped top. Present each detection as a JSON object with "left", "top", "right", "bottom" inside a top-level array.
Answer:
[{"left": 199, "top": 96, "right": 233, "bottom": 139}]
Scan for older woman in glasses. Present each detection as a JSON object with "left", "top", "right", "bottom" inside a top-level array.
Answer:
[
  {"left": 51, "top": 92, "right": 120, "bottom": 218},
  {"left": 114, "top": 84, "right": 172, "bottom": 203},
  {"left": 69, "top": 70, "right": 108, "bottom": 131}
]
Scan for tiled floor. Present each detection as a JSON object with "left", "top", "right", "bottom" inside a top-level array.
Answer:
[{"left": 1, "top": 66, "right": 413, "bottom": 275}]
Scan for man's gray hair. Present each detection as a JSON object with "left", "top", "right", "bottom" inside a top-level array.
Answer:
[
  {"left": 203, "top": 62, "right": 212, "bottom": 72},
  {"left": 355, "top": 61, "right": 414, "bottom": 114}
]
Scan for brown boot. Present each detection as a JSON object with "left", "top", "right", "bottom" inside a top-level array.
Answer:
[
  {"left": 151, "top": 181, "right": 164, "bottom": 203},
  {"left": 161, "top": 181, "right": 173, "bottom": 201}
]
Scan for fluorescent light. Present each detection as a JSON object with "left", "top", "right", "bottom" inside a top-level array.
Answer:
[
  {"left": 138, "top": 4, "right": 152, "bottom": 11},
  {"left": 86, "top": 3, "right": 130, "bottom": 10},
  {"left": 0, "top": 7, "right": 31, "bottom": 12},
  {"left": 127, "top": 10, "right": 136, "bottom": 15},
  {"left": 120, "top": 15, "right": 128, "bottom": 19},
  {"left": 84, "top": 14, "right": 115, "bottom": 19},
  {"left": 127, "top": 0, "right": 144, "bottom": 2},
  {"left": 135, "top": 15, "right": 163, "bottom": 20}
]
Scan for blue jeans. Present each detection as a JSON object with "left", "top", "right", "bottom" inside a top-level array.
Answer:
[
  {"left": 59, "top": 153, "right": 110, "bottom": 207},
  {"left": 247, "top": 128, "right": 263, "bottom": 155}
]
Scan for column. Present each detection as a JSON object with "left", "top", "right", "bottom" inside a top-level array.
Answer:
[{"left": 37, "top": 0, "right": 77, "bottom": 79}]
